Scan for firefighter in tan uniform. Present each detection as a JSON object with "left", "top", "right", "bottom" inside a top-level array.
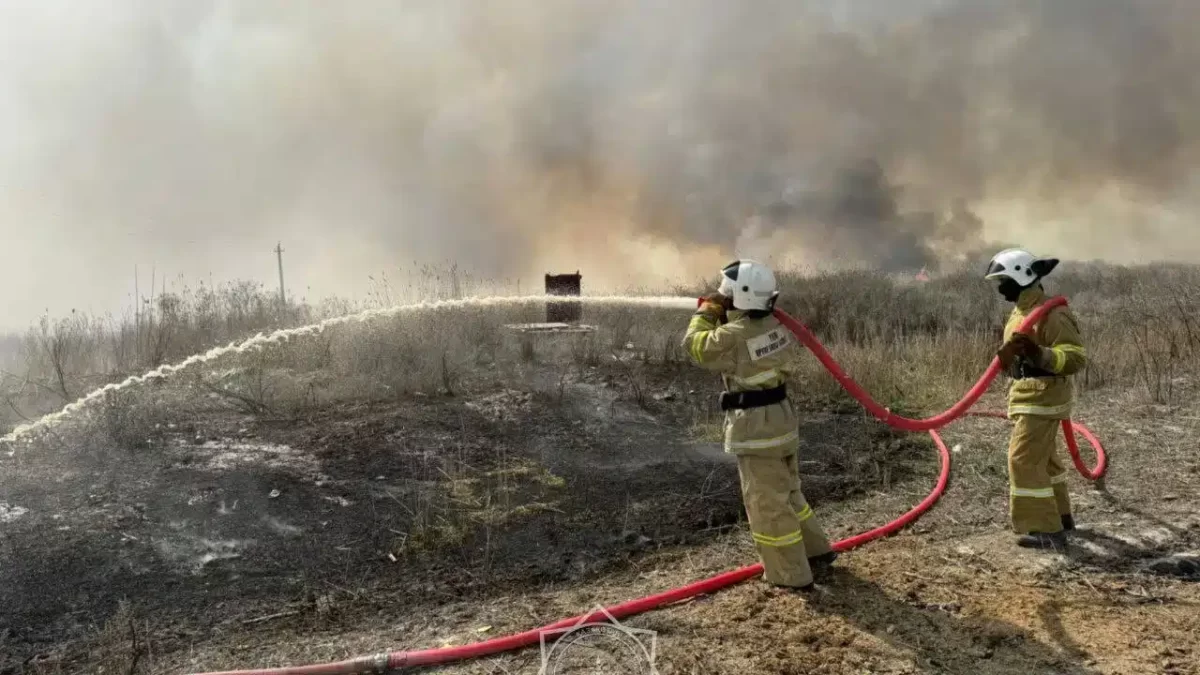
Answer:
[
  {"left": 986, "top": 249, "right": 1087, "bottom": 550},
  {"left": 683, "top": 260, "right": 837, "bottom": 589}
]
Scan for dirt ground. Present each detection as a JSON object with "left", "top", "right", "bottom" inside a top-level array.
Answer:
[{"left": 2, "top": 356, "right": 1199, "bottom": 674}]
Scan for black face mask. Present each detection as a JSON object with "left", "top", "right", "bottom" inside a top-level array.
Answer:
[{"left": 997, "top": 279, "right": 1025, "bottom": 302}]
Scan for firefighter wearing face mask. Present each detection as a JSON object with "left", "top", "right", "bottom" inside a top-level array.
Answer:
[
  {"left": 985, "top": 249, "right": 1087, "bottom": 550},
  {"left": 683, "top": 260, "right": 837, "bottom": 589}
]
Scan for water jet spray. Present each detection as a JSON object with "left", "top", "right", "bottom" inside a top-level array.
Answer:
[{"left": 0, "top": 294, "right": 695, "bottom": 449}]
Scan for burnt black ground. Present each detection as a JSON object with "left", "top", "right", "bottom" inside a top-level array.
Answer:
[{"left": 0, "top": 363, "right": 923, "bottom": 673}]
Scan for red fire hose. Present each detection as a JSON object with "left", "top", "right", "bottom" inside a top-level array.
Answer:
[
  {"left": 773, "top": 296, "right": 1107, "bottom": 481},
  {"left": 191, "top": 296, "right": 1107, "bottom": 675}
]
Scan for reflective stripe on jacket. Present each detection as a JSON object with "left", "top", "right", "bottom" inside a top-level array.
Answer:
[
  {"left": 683, "top": 305, "right": 799, "bottom": 457},
  {"left": 1004, "top": 286, "right": 1087, "bottom": 419}
]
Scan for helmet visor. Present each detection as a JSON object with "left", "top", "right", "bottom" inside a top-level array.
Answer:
[
  {"left": 721, "top": 260, "right": 741, "bottom": 281},
  {"left": 984, "top": 258, "right": 1011, "bottom": 280}
]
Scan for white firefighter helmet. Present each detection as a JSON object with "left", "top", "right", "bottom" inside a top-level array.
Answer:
[
  {"left": 718, "top": 259, "right": 779, "bottom": 311},
  {"left": 984, "top": 248, "right": 1059, "bottom": 287}
]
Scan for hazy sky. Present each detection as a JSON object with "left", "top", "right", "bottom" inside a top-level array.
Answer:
[{"left": 2, "top": 0, "right": 1198, "bottom": 329}]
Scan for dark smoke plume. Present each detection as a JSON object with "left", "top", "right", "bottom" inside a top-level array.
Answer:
[{"left": 1, "top": 0, "right": 1199, "bottom": 326}]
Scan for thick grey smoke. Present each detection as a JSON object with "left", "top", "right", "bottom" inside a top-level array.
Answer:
[{"left": 1, "top": 0, "right": 1198, "bottom": 327}]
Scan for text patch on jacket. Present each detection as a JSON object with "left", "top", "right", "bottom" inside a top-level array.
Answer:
[{"left": 747, "top": 327, "right": 792, "bottom": 361}]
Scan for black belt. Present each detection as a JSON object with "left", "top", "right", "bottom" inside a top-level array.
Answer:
[
  {"left": 1012, "top": 359, "right": 1057, "bottom": 380},
  {"left": 720, "top": 384, "right": 788, "bottom": 411}
]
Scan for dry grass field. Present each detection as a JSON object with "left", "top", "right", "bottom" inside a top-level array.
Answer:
[{"left": 2, "top": 260, "right": 1199, "bottom": 674}]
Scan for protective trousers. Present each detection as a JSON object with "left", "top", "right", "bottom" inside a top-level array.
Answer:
[
  {"left": 737, "top": 452, "right": 834, "bottom": 587},
  {"left": 1008, "top": 414, "right": 1072, "bottom": 534}
]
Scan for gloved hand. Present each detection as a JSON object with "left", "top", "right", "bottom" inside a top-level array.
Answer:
[
  {"left": 997, "top": 333, "right": 1038, "bottom": 370},
  {"left": 698, "top": 293, "right": 731, "bottom": 322},
  {"left": 1011, "top": 332, "right": 1041, "bottom": 360}
]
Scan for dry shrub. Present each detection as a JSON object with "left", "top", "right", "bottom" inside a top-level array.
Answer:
[
  {"left": 83, "top": 388, "right": 172, "bottom": 456},
  {"left": 5, "top": 261, "right": 1200, "bottom": 436},
  {"left": 786, "top": 329, "right": 996, "bottom": 415},
  {"left": 84, "top": 601, "right": 150, "bottom": 675},
  {"left": 319, "top": 304, "right": 519, "bottom": 395},
  {"left": 681, "top": 262, "right": 1200, "bottom": 411}
]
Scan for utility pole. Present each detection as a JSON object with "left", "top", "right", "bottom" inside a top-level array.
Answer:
[
  {"left": 134, "top": 264, "right": 141, "bottom": 363},
  {"left": 274, "top": 242, "right": 287, "bottom": 310}
]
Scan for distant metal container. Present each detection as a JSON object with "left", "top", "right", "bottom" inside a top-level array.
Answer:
[{"left": 545, "top": 272, "right": 582, "bottom": 323}]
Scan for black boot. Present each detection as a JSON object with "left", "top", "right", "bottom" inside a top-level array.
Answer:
[
  {"left": 1016, "top": 531, "right": 1067, "bottom": 550},
  {"left": 809, "top": 551, "right": 839, "bottom": 570},
  {"left": 1061, "top": 514, "right": 1075, "bottom": 531}
]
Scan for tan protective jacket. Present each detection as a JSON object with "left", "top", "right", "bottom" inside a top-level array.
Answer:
[
  {"left": 1003, "top": 286, "right": 1088, "bottom": 419},
  {"left": 683, "top": 305, "right": 800, "bottom": 457}
]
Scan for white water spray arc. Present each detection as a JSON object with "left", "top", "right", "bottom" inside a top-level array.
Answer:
[{"left": 0, "top": 295, "right": 696, "bottom": 448}]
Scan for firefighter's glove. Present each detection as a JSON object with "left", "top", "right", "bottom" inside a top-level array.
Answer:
[
  {"left": 997, "top": 332, "right": 1039, "bottom": 370},
  {"left": 996, "top": 337, "right": 1021, "bottom": 370},
  {"left": 699, "top": 293, "right": 731, "bottom": 323},
  {"left": 1012, "top": 333, "right": 1041, "bottom": 361}
]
